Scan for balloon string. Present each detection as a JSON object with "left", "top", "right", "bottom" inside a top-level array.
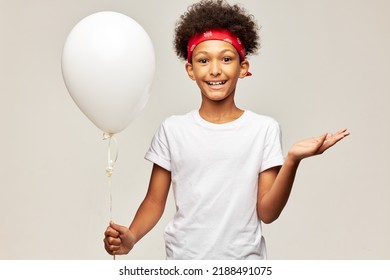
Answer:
[
  {"left": 103, "top": 133, "right": 118, "bottom": 260},
  {"left": 107, "top": 175, "right": 115, "bottom": 261},
  {"left": 105, "top": 133, "right": 118, "bottom": 177}
]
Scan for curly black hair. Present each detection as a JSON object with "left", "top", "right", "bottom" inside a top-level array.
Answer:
[{"left": 174, "top": 0, "right": 260, "bottom": 61}]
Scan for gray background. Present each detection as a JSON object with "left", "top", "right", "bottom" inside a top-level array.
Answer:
[{"left": 1, "top": 0, "right": 389, "bottom": 259}]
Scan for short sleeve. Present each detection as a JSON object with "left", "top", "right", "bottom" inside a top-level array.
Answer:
[
  {"left": 260, "top": 122, "right": 284, "bottom": 173},
  {"left": 144, "top": 121, "right": 172, "bottom": 171}
]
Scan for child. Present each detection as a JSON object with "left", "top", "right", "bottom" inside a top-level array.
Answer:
[{"left": 104, "top": 0, "right": 349, "bottom": 259}]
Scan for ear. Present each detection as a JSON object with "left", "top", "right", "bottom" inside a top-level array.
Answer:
[
  {"left": 185, "top": 62, "right": 195, "bottom": 80},
  {"left": 239, "top": 60, "right": 250, "bottom": 78}
]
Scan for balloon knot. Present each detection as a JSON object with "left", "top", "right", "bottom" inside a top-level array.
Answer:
[
  {"left": 103, "top": 132, "right": 114, "bottom": 140},
  {"left": 106, "top": 166, "right": 114, "bottom": 177}
]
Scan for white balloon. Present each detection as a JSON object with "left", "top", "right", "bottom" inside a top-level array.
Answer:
[{"left": 62, "top": 11, "right": 155, "bottom": 134}]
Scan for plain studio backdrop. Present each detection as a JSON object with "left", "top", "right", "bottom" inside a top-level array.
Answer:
[{"left": 0, "top": 0, "right": 389, "bottom": 260}]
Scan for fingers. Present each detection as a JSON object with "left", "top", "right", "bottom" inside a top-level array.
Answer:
[
  {"left": 104, "top": 222, "right": 130, "bottom": 238},
  {"left": 105, "top": 244, "right": 121, "bottom": 255},
  {"left": 104, "top": 239, "right": 119, "bottom": 255},
  {"left": 324, "top": 128, "right": 350, "bottom": 144},
  {"left": 109, "top": 221, "right": 129, "bottom": 235},
  {"left": 333, "top": 128, "right": 349, "bottom": 137},
  {"left": 104, "top": 223, "right": 121, "bottom": 255},
  {"left": 337, "top": 128, "right": 350, "bottom": 139},
  {"left": 319, "top": 128, "right": 350, "bottom": 153},
  {"left": 317, "top": 133, "right": 328, "bottom": 144},
  {"left": 313, "top": 133, "right": 328, "bottom": 153},
  {"left": 104, "top": 233, "right": 124, "bottom": 255},
  {"left": 105, "top": 225, "right": 119, "bottom": 238},
  {"left": 104, "top": 222, "right": 134, "bottom": 256},
  {"left": 105, "top": 235, "right": 121, "bottom": 246},
  {"left": 337, "top": 128, "right": 349, "bottom": 134}
]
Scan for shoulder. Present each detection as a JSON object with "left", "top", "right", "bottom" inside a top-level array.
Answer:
[
  {"left": 161, "top": 111, "right": 195, "bottom": 126},
  {"left": 156, "top": 111, "right": 196, "bottom": 134},
  {"left": 245, "top": 110, "right": 280, "bottom": 128}
]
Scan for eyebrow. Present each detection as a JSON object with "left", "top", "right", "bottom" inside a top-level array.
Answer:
[{"left": 193, "top": 49, "right": 237, "bottom": 57}]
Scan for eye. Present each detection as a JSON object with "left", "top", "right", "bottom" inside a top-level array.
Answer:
[
  {"left": 222, "top": 57, "right": 233, "bottom": 63},
  {"left": 198, "top": 58, "right": 208, "bottom": 64}
]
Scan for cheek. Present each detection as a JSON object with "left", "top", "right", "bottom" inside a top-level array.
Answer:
[
  {"left": 223, "top": 63, "right": 241, "bottom": 73},
  {"left": 192, "top": 68, "right": 208, "bottom": 80}
]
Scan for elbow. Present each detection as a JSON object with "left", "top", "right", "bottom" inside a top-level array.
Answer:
[
  {"left": 259, "top": 212, "right": 280, "bottom": 224},
  {"left": 258, "top": 202, "right": 283, "bottom": 224},
  {"left": 260, "top": 217, "right": 277, "bottom": 224}
]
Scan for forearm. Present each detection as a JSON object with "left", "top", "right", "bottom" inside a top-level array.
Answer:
[
  {"left": 129, "top": 198, "right": 165, "bottom": 244},
  {"left": 258, "top": 128, "right": 349, "bottom": 224},
  {"left": 258, "top": 155, "right": 300, "bottom": 223}
]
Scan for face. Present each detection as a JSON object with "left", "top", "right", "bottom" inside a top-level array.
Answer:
[{"left": 185, "top": 40, "right": 249, "bottom": 103}]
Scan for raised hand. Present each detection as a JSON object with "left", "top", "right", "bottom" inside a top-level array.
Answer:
[
  {"left": 104, "top": 222, "right": 136, "bottom": 255},
  {"left": 288, "top": 128, "right": 350, "bottom": 162}
]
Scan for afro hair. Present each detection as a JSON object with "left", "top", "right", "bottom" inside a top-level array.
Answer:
[{"left": 173, "top": 0, "right": 260, "bottom": 61}]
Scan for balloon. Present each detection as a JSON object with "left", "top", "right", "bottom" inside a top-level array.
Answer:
[{"left": 61, "top": 11, "right": 155, "bottom": 134}]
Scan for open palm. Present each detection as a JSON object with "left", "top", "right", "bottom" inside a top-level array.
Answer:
[{"left": 289, "top": 128, "right": 350, "bottom": 162}]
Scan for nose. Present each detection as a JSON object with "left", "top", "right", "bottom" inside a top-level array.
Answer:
[{"left": 209, "top": 60, "right": 221, "bottom": 76}]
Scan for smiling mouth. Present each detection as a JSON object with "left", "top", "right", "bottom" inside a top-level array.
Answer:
[{"left": 206, "top": 81, "right": 227, "bottom": 86}]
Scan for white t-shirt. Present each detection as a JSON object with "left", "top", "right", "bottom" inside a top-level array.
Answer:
[{"left": 145, "top": 110, "right": 284, "bottom": 259}]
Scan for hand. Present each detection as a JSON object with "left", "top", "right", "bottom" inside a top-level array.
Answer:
[
  {"left": 288, "top": 128, "right": 350, "bottom": 162},
  {"left": 103, "top": 222, "right": 136, "bottom": 255}
]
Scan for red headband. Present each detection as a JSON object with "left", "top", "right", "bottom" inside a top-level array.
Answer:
[{"left": 187, "top": 29, "right": 251, "bottom": 76}]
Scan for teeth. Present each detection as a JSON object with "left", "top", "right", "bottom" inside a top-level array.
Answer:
[{"left": 208, "top": 81, "right": 225, "bottom": 85}]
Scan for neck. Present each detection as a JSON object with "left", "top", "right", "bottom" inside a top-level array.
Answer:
[{"left": 199, "top": 100, "right": 244, "bottom": 124}]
